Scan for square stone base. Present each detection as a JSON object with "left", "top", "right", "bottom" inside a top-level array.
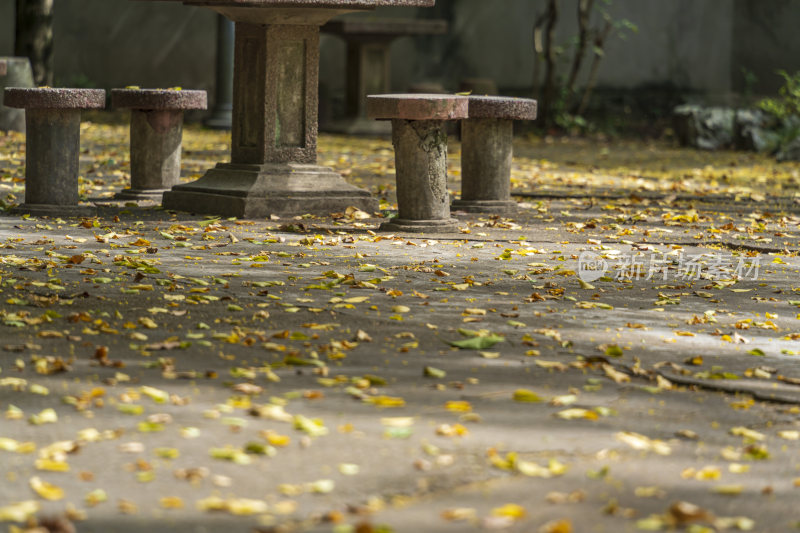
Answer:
[
  {"left": 7, "top": 203, "right": 96, "bottom": 218},
  {"left": 451, "top": 199, "right": 517, "bottom": 214},
  {"left": 114, "top": 189, "right": 170, "bottom": 202},
  {"left": 161, "top": 162, "right": 378, "bottom": 218},
  {"left": 379, "top": 217, "right": 460, "bottom": 233}
]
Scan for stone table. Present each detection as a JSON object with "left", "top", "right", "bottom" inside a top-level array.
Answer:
[
  {"left": 139, "top": 0, "right": 435, "bottom": 219},
  {"left": 322, "top": 17, "right": 447, "bottom": 135}
]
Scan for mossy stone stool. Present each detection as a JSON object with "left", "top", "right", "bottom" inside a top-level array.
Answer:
[
  {"left": 3, "top": 87, "right": 106, "bottom": 216},
  {"left": 111, "top": 89, "right": 207, "bottom": 201},
  {"left": 367, "top": 94, "right": 467, "bottom": 233},
  {"left": 452, "top": 96, "right": 537, "bottom": 214}
]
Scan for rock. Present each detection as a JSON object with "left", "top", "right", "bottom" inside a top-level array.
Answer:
[
  {"left": 673, "top": 105, "right": 735, "bottom": 150},
  {"left": 734, "top": 109, "right": 782, "bottom": 153}
]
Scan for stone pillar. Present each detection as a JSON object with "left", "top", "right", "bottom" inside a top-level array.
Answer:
[
  {"left": 205, "top": 15, "right": 235, "bottom": 130},
  {"left": 392, "top": 119, "right": 450, "bottom": 222},
  {"left": 455, "top": 118, "right": 515, "bottom": 213},
  {"left": 127, "top": 109, "right": 184, "bottom": 197},
  {"left": 231, "top": 22, "right": 318, "bottom": 165},
  {"left": 346, "top": 41, "right": 390, "bottom": 119},
  {"left": 24, "top": 108, "right": 82, "bottom": 208}
]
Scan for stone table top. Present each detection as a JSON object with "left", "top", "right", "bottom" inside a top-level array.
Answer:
[
  {"left": 323, "top": 17, "right": 447, "bottom": 37},
  {"left": 111, "top": 89, "right": 208, "bottom": 110},
  {"left": 367, "top": 94, "right": 468, "bottom": 121},
  {"left": 467, "top": 95, "right": 538, "bottom": 121},
  {"left": 3, "top": 88, "right": 106, "bottom": 110}
]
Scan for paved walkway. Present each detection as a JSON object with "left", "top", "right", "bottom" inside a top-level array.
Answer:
[{"left": 0, "top": 130, "right": 799, "bottom": 532}]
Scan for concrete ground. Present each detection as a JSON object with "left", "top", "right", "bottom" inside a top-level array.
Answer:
[{"left": 0, "top": 128, "right": 800, "bottom": 532}]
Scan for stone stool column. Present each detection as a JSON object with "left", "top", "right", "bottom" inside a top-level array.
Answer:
[
  {"left": 452, "top": 96, "right": 537, "bottom": 214},
  {"left": 111, "top": 89, "right": 207, "bottom": 202},
  {"left": 367, "top": 94, "right": 467, "bottom": 233},
  {"left": 3, "top": 88, "right": 106, "bottom": 217}
]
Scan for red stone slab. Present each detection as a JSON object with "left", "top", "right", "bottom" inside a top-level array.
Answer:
[
  {"left": 111, "top": 89, "right": 208, "bottom": 110},
  {"left": 3, "top": 88, "right": 106, "bottom": 109},
  {"left": 367, "top": 94, "right": 468, "bottom": 121},
  {"left": 467, "top": 96, "right": 537, "bottom": 121}
]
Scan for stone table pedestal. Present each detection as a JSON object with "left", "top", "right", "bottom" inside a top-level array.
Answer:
[
  {"left": 141, "top": 1, "right": 436, "bottom": 219},
  {"left": 322, "top": 17, "right": 447, "bottom": 135}
]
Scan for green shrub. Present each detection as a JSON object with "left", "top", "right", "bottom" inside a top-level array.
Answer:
[{"left": 758, "top": 70, "right": 800, "bottom": 119}]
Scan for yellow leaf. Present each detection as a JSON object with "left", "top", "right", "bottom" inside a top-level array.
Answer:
[
  {"left": 615, "top": 431, "right": 672, "bottom": 455},
  {"left": 34, "top": 459, "right": 70, "bottom": 472},
  {"left": 445, "top": 401, "right": 472, "bottom": 412},
  {"left": 556, "top": 408, "right": 598, "bottom": 420},
  {"left": 713, "top": 484, "right": 744, "bottom": 495},
  {"left": 29, "top": 476, "right": 64, "bottom": 500},
  {"left": 491, "top": 503, "right": 527, "bottom": 520},
  {"left": 730, "top": 426, "right": 765, "bottom": 441},
  {"left": 0, "top": 501, "right": 39, "bottom": 522},
  {"left": 159, "top": 497, "right": 184, "bottom": 509},
  {"left": 540, "top": 519, "right": 573, "bottom": 533}
]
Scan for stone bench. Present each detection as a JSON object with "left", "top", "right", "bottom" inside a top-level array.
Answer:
[
  {"left": 323, "top": 18, "right": 447, "bottom": 135},
  {"left": 111, "top": 88, "right": 207, "bottom": 201},
  {"left": 367, "top": 94, "right": 468, "bottom": 232},
  {"left": 451, "top": 96, "right": 537, "bottom": 214},
  {"left": 3, "top": 88, "right": 106, "bottom": 216}
]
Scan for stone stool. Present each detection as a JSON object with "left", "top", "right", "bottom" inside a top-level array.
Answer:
[
  {"left": 367, "top": 94, "right": 468, "bottom": 233},
  {"left": 111, "top": 88, "right": 207, "bottom": 201},
  {"left": 452, "top": 96, "right": 537, "bottom": 214},
  {"left": 3, "top": 88, "right": 106, "bottom": 216}
]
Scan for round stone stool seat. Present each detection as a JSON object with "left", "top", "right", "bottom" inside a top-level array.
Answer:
[
  {"left": 4, "top": 87, "right": 106, "bottom": 110},
  {"left": 367, "top": 94, "right": 467, "bottom": 233},
  {"left": 111, "top": 89, "right": 207, "bottom": 111},
  {"left": 466, "top": 95, "right": 537, "bottom": 121}
]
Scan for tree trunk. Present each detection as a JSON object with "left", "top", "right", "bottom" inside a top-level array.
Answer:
[
  {"left": 540, "top": 0, "right": 559, "bottom": 130},
  {"left": 14, "top": 0, "right": 54, "bottom": 87}
]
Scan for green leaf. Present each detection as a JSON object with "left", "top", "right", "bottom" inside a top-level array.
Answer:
[
  {"left": 423, "top": 366, "right": 446, "bottom": 379},
  {"left": 447, "top": 335, "right": 504, "bottom": 350},
  {"left": 512, "top": 389, "right": 543, "bottom": 403}
]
